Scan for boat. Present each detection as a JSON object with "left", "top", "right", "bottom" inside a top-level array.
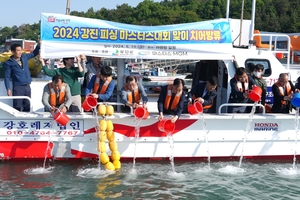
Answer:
[
  {"left": 143, "top": 67, "right": 187, "bottom": 81},
  {"left": 1, "top": 6, "right": 300, "bottom": 162}
]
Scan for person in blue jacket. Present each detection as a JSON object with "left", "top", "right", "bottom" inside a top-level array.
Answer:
[
  {"left": 85, "top": 66, "right": 115, "bottom": 102},
  {"left": 3, "top": 42, "right": 40, "bottom": 112}
]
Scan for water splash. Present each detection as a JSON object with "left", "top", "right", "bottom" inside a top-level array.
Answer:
[
  {"left": 293, "top": 108, "right": 299, "bottom": 170},
  {"left": 132, "top": 118, "right": 141, "bottom": 170},
  {"left": 24, "top": 167, "right": 53, "bottom": 175},
  {"left": 198, "top": 113, "right": 210, "bottom": 169},
  {"left": 273, "top": 167, "right": 300, "bottom": 176},
  {"left": 93, "top": 108, "right": 102, "bottom": 170},
  {"left": 238, "top": 102, "right": 257, "bottom": 168},
  {"left": 167, "top": 131, "right": 176, "bottom": 173},
  {"left": 43, "top": 120, "right": 55, "bottom": 169},
  {"left": 218, "top": 165, "right": 245, "bottom": 175},
  {"left": 77, "top": 167, "right": 114, "bottom": 178}
]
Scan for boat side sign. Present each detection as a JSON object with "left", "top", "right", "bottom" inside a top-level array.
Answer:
[
  {"left": 0, "top": 120, "right": 84, "bottom": 137},
  {"left": 40, "top": 13, "right": 233, "bottom": 59}
]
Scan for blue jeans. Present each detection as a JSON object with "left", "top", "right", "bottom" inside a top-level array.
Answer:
[{"left": 13, "top": 84, "right": 31, "bottom": 112}]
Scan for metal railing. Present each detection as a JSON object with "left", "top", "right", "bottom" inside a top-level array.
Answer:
[
  {"left": 0, "top": 96, "right": 33, "bottom": 113},
  {"left": 218, "top": 103, "right": 266, "bottom": 115}
]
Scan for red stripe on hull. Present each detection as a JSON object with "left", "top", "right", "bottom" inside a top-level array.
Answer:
[
  {"left": 114, "top": 119, "right": 197, "bottom": 137},
  {"left": 71, "top": 149, "right": 98, "bottom": 158},
  {"left": 0, "top": 142, "right": 53, "bottom": 159}
]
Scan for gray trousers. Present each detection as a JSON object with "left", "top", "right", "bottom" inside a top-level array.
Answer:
[{"left": 69, "top": 95, "right": 81, "bottom": 112}]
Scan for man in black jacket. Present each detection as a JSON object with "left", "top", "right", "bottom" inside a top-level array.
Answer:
[
  {"left": 228, "top": 67, "right": 256, "bottom": 113},
  {"left": 188, "top": 76, "right": 218, "bottom": 113}
]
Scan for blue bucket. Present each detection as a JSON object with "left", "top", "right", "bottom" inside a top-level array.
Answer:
[{"left": 291, "top": 93, "right": 300, "bottom": 108}]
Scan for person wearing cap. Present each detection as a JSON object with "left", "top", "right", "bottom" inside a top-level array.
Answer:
[
  {"left": 42, "top": 75, "right": 72, "bottom": 113},
  {"left": 121, "top": 75, "right": 148, "bottom": 112},
  {"left": 272, "top": 73, "right": 299, "bottom": 113},
  {"left": 3, "top": 42, "right": 40, "bottom": 112},
  {"left": 157, "top": 78, "right": 185, "bottom": 123},
  {"left": 40, "top": 55, "right": 85, "bottom": 112},
  {"left": 85, "top": 65, "right": 115, "bottom": 102},
  {"left": 188, "top": 76, "right": 218, "bottom": 113}
]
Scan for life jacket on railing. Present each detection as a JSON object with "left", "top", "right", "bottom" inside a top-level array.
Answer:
[
  {"left": 235, "top": 75, "right": 249, "bottom": 93},
  {"left": 93, "top": 73, "right": 112, "bottom": 94},
  {"left": 192, "top": 95, "right": 213, "bottom": 110},
  {"left": 48, "top": 83, "right": 66, "bottom": 107},
  {"left": 124, "top": 85, "right": 140, "bottom": 104},
  {"left": 275, "top": 81, "right": 292, "bottom": 105},
  {"left": 164, "top": 84, "right": 182, "bottom": 110}
]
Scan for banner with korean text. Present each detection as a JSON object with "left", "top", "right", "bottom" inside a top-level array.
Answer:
[{"left": 41, "top": 13, "right": 233, "bottom": 59}]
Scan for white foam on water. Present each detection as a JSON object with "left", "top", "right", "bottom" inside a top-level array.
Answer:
[
  {"left": 195, "top": 166, "right": 212, "bottom": 173},
  {"left": 218, "top": 165, "right": 245, "bottom": 175},
  {"left": 167, "top": 171, "right": 186, "bottom": 180},
  {"left": 273, "top": 167, "right": 300, "bottom": 176},
  {"left": 24, "top": 167, "right": 53, "bottom": 175},
  {"left": 76, "top": 167, "right": 114, "bottom": 178}
]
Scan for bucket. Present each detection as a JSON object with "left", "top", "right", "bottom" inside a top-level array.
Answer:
[
  {"left": 82, "top": 95, "right": 98, "bottom": 111},
  {"left": 292, "top": 93, "right": 300, "bottom": 108},
  {"left": 133, "top": 106, "right": 149, "bottom": 120},
  {"left": 188, "top": 100, "right": 203, "bottom": 115},
  {"left": 249, "top": 85, "right": 262, "bottom": 102},
  {"left": 276, "top": 53, "right": 283, "bottom": 59},
  {"left": 54, "top": 111, "right": 70, "bottom": 126},
  {"left": 158, "top": 119, "right": 175, "bottom": 133}
]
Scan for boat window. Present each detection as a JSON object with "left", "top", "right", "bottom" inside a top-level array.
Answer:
[{"left": 244, "top": 59, "right": 271, "bottom": 77}]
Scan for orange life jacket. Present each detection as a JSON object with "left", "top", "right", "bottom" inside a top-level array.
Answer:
[
  {"left": 48, "top": 83, "right": 66, "bottom": 107},
  {"left": 93, "top": 73, "right": 112, "bottom": 94},
  {"left": 164, "top": 84, "right": 182, "bottom": 110},
  {"left": 275, "top": 81, "right": 292, "bottom": 105},
  {"left": 192, "top": 95, "right": 213, "bottom": 110},
  {"left": 124, "top": 85, "right": 140, "bottom": 104},
  {"left": 235, "top": 75, "right": 249, "bottom": 92}
]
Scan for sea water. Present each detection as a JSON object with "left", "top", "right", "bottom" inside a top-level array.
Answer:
[{"left": 1, "top": 161, "right": 300, "bottom": 199}]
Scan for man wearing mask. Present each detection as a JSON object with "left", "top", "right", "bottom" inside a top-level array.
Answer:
[{"left": 247, "top": 64, "right": 267, "bottom": 113}]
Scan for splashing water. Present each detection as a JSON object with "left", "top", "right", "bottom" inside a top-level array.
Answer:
[
  {"left": 198, "top": 113, "right": 210, "bottom": 169},
  {"left": 43, "top": 120, "right": 55, "bottom": 169},
  {"left": 293, "top": 108, "right": 300, "bottom": 170},
  {"left": 132, "top": 118, "right": 141, "bottom": 170},
  {"left": 77, "top": 167, "right": 114, "bottom": 179},
  {"left": 238, "top": 102, "right": 257, "bottom": 168},
  {"left": 24, "top": 167, "right": 53, "bottom": 175},
  {"left": 93, "top": 108, "right": 102, "bottom": 170},
  {"left": 167, "top": 131, "right": 176, "bottom": 173}
]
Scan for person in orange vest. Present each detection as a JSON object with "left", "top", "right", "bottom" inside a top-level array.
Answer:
[
  {"left": 228, "top": 67, "right": 256, "bottom": 113},
  {"left": 272, "top": 73, "right": 299, "bottom": 113},
  {"left": 121, "top": 75, "right": 148, "bottom": 112},
  {"left": 42, "top": 75, "right": 72, "bottom": 113},
  {"left": 157, "top": 78, "right": 185, "bottom": 123},
  {"left": 85, "top": 66, "right": 115, "bottom": 102},
  {"left": 188, "top": 76, "right": 218, "bottom": 113}
]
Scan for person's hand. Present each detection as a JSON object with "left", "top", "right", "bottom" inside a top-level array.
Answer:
[
  {"left": 80, "top": 54, "right": 86, "bottom": 61},
  {"left": 171, "top": 115, "right": 178, "bottom": 123},
  {"left": 143, "top": 103, "right": 147, "bottom": 109},
  {"left": 91, "top": 93, "right": 98, "bottom": 99},
  {"left": 243, "top": 92, "right": 249, "bottom": 99},
  {"left": 38, "top": 40, "right": 41, "bottom": 47},
  {"left": 158, "top": 113, "right": 164, "bottom": 121},
  {"left": 50, "top": 106, "right": 56, "bottom": 112},
  {"left": 284, "top": 96, "right": 292, "bottom": 101},
  {"left": 197, "top": 97, "right": 204, "bottom": 103},
  {"left": 76, "top": 55, "right": 81, "bottom": 63},
  {"left": 188, "top": 99, "right": 192, "bottom": 105},
  {"left": 233, "top": 55, "right": 236, "bottom": 61},
  {"left": 295, "top": 89, "right": 300, "bottom": 93},
  {"left": 132, "top": 103, "right": 138, "bottom": 109},
  {"left": 61, "top": 106, "right": 67, "bottom": 113},
  {"left": 7, "top": 89, "right": 12, "bottom": 96}
]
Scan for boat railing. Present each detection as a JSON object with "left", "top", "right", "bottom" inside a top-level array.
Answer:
[
  {"left": 0, "top": 96, "right": 33, "bottom": 113},
  {"left": 253, "top": 33, "right": 291, "bottom": 69},
  {"left": 218, "top": 103, "right": 265, "bottom": 115}
]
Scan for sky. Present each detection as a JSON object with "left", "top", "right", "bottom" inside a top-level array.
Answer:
[{"left": 1, "top": 0, "right": 159, "bottom": 27}]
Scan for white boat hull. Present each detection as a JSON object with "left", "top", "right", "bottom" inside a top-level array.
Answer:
[{"left": 0, "top": 104, "right": 298, "bottom": 161}]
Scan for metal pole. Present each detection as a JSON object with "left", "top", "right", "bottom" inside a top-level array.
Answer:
[
  {"left": 117, "top": 59, "right": 125, "bottom": 112},
  {"left": 226, "top": 0, "right": 230, "bottom": 19},
  {"left": 66, "top": 0, "right": 71, "bottom": 15},
  {"left": 239, "top": 0, "right": 245, "bottom": 46},
  {"left": 249, "top": 0, "right": 257, "bottom": 40}
]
